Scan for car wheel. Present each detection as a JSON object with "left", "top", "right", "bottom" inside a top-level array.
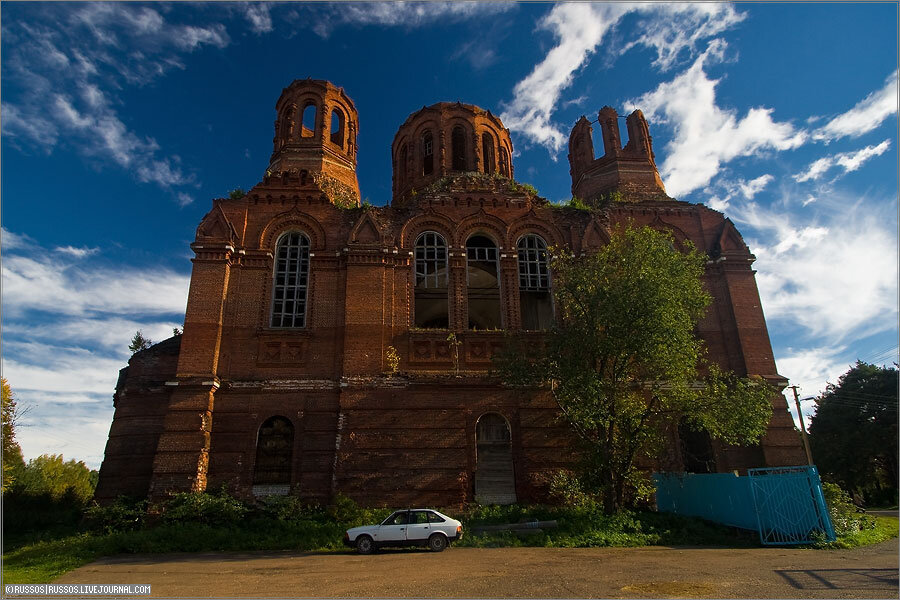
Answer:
[
  {"left": 356, "top": 535, "right": 375, "bottom": 555},
  {"left": 428, "top": 533, "right": 447, "bottom": 552}
]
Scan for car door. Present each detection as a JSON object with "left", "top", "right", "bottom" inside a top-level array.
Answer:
[
  {"left": 377, "top": 511, "right": 409, "bottom": 543},
  {"left": 405, "top": 511, "right": 431, "bottom": 542}
]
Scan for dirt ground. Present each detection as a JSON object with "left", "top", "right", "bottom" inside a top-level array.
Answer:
[{"left": 48, "top": 539, "right": 898, "bottom": 599}]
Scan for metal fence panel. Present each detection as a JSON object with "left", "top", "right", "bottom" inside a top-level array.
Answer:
[{"left": 748, "top": 466, "right": 836, "bottom": 545}]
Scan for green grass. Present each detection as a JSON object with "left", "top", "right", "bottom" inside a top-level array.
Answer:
[
  {"left": 4, "top": 505, "right": 898, "bottom": 584},
  {"left": 818, "top": 515, "right": 899, "bottom": 549}
]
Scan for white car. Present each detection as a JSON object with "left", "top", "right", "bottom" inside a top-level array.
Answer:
[{"left": 344, "top": 509, "right": 463, "bottom": 553}]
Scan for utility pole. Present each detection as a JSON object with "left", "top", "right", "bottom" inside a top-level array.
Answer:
[{"left": 788, "top": 385, "right": 814, "bottom": 466}]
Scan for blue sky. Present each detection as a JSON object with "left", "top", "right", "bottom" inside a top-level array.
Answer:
[{"left": 2, "top": 2, "right": 897, "bottom": 469}]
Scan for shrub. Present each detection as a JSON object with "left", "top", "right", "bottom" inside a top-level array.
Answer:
[
  {"left": 83, "top": 497, "right": 148, "bottom": 534},
  {"left": 160, "top": 491, "right": 248, "bottom": 527},
  {"left": 822, "top": 481, "right": 876, "bottom": 535}
]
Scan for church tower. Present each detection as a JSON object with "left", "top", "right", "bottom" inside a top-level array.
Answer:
[
  {"left": 568, "top": 106, "right": 668, "bottom": 205},
  {"left": 267, "top": 79, "right": 361, "bottom": 207}
]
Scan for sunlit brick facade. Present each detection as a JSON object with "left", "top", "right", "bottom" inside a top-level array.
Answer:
[{"left": 95, "top": 79, "right": 804, "bottom": 506}]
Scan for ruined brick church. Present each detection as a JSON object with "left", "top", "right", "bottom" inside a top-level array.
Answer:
[{"left": 95, "top": 79, "right": 804, "bottom": 506}]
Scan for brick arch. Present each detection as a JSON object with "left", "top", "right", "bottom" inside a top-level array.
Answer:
[
  {"left": 400, "top": 212, "right": 456, "bottom": 249},
  {"left": 455, "top": 210, "right": 509, "bottom": 248},
  {"left": 507, "top": 214, "right": 566, "bottom": 251},
  {"left": 649, "top": 215, "right": 692, "bottom": 250},
  {"left": 259, "top": 208, "right": 327, "bottom": 251}
]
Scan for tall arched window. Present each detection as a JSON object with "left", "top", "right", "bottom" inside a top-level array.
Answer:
[
  {"left": 517, "top": 234, "right": 552, "bottom": 330},
  {"left": 499, "top": 147, "right": 510, "bottom": 178},
  {"left": 422, "top": 131, "right": 434, "bottom": 176},
  {"left": 271, "top": 232, "right": 311, "bottom": 328},
  {"left": 481, "top": 133, "right": 496, "bottom": 175},
  {"left": 466, "top": 235, "right": 501, "bottom": 329},
  {"left": 414, "top": 232, "right": 449, "bottom": 328},
  {"left": 452, "top": 126, "right": 467, "bottom": 171},
  {"left": 301, "top": 103, "right": 317, "bottom": 138},
  {"left": 253, "top": 416, "right": 294, "bottom": 487},
  {"left": 330, "top": 108, "right": 345, "bottom": 147}
]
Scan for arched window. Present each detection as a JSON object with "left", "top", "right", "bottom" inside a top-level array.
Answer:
[
  {"left": 301, "top": 103, "right": 316, "bottom": 138},
  {"left": 475, "top": 413, "right": 516, "bottom": 504},
  {"left": 330, "top": 108, "right": 345, "bottom": 147},
  {"left": 481, "top": 132, "right": 496, "bottom": 175},
  {"left": 271, "top": 232, "right": 311, "bottom": 328},
  {"left": 499, "top": 146, "right": 510, "bottom": 178},
  {"left": 253, "top": 416, "right": 294, "bottom": 487},
  {"left": 517, "top": 234, "right": 552, "bottom": 330},
  {"left": 422, "top": 131, "right": 434, "bottom": 176},
  {"left": 466, "top": 235, "right": 501, "bottom": 329},
  {"left": 398, "top": 143, "right": 408, "bottom": 185},
  {"left": 452, "top": 126, "right": 467, "bottom": 171},
  {"left": 414, "top": 232, "right": 449, "bottom": 328}
]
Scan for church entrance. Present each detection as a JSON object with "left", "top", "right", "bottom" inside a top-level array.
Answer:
[
  {"left": 474, "top": 413, "right": 517, "bottom": 505},
  {"left": 252, "top": 416, "right": 294, "bottom": 496}
]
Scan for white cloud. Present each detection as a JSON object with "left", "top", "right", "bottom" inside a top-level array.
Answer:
[
  {"left": 500, "top": 3, "right": 630, "bottom": 153},
  {"left": 814, "top": 71, "right": 899, "bottom": 142},
  {"left": 794, "top": 140, "right": 892, "bottom": 182},
  {"left": 310, "top": 1, "right": 515, "bottom": 37},
  {"left": 500, "top": 3, "right": 746, "bottom": 154},
  {"left": 3, "top": 3, "right": 224, "bottom": 195},
  {"left": 3, "top": 318, "right": 182, "bottom": 353},
  {"left": 55, "top": 245, "right": 99, "bottom": 258},
  {"left": 622, "top": 3, "right": 745, "bottom": 72},
  {"left": 2, "top": 254, "right": 190, "bottom": 318},
  {"left": 777, "top": 345, "right": 851, "bottom": 425},
  {"left": 1, "top": 227, "right": 36, "bottom": 250},
  {"left": 739, "top": 174, "right": 773, "bottom": 200},
  {"left": 177, "top": 192, "right": 195, "bottom": 207},
  {"left": 732, "top": 196, "right": 898, "bottom": 343},
  {"left": 629, "top": 41, "right": 807, "bottom": 197},
  {"left": 243, "top": 3, "right": 273, "bottom": 34}
]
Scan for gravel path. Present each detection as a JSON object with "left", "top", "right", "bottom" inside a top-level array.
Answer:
[{"left": 49, "top": 539, "right": 898, "bottom": 598}]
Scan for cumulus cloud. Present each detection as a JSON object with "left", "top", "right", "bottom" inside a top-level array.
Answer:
[
  {"left": 628, "top": 41, "right": 806, "bottom": 197},
  {"left": 814, "top": 71, "right": 899, "bottom": 142},
  {"left": 2, "top": 229, "right": 191, "bottom": 467},
  {"left": 702, "top": 174, "right": 774, "bottom": 211},
  {"left": 777, "top": 345, "right": 851, "bottom": 424},
  {"left": 500, "top": 3, "right": 748, "bottom": 154},
  {"left": 794, "top": 140, "right": 892, "bottom": 182},
  {"left": 731, "top": 196, "right": 898, "bottom": 343}
]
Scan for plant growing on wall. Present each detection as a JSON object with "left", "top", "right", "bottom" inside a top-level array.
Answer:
[{"left": 495, "top": 225, "right": 775, "bottom": 514}]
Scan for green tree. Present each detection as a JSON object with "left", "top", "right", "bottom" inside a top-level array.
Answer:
[
  {"left": 128, "top": 330, "right": 153, "bottom": 354},
  {"left": 1, "top": 378, "right": 26, "bottom": 493},
  {"left": 495, "top": 225, "right": 775, "bottom": 513},
  {"left": 13, "top": 454, "right": 97, "bottom": 505},
  {"left": 808, "top": 361, "right": 898, "bottom": 506}
]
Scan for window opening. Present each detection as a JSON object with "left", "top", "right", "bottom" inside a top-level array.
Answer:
[
  {"left": 253, "top": 416, "right": 294, "bottom": 485},
  {"left": 301, "top": 103, "right": 316, "bottom": 138},
  {"left": 482, "top": 133, "right": 495, "bottom": 174},
  {"left": 499, "top": 147, "right": 510, "bottom": 178},
  {"left": 466, "top": 235, "right": 501, "bottom": 329},
  {"left": 517, "top": 235, "right": 553, "bottom": 330},
  {"left": 271, "top": 232, "right": 311, "bottom": 328},
  {"left": 414, "top": 232, "right": 449, "bottom": 328},
  {"left": 452, "top": 126, "right": 467, "bottom": 171},
  {"left": 330, "top": 108, "right": 345, "bottom": 147}
]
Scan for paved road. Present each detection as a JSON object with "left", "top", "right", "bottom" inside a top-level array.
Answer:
[{"left": 52, "top": 540, "right": 898, "bottom": 598}]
